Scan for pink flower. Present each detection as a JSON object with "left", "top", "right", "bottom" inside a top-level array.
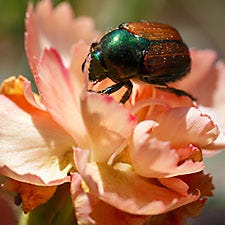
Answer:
[
  {"left": 0, "top": 0, "right": 224, "bottom": 224},
  {"left": 172, "top": 49, "right": 225, "bottom": 151},
  {"left": 0, "top": 0, "right": 135, "bottom": 212}
]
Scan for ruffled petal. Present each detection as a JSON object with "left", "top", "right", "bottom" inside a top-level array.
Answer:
[
  {"left": 130, "top": 83, "right": 194, "bottom": 110},
  {"left": 73, "top": 148, "right": 200, "bottom": 216},
  {"left": 25, "top": 0, "right": 99, "bottom": 72},
  {"left": 173, "top": 51, "right": 225, "bottom": 150},
  {"left": 197, "top": 105, "right": 225, "bottom": 150},
  {"left": 0, "top": 78, "right": 74, "bottom": 185},
  {"left": 36, "top": 48, "right": 88, "bottom": 148},
  {"left": 128, "top": 84, "right": 195, "bottom": 124},
  {"left": 73, "top": 193, "right": 147, "bottom": 224},
  {"left": 151, "top": 107, "right": 219, "bottom": 148},
  {"left": 130, "top": 121, "right": 204, "bottom": 178},
  {"left": 80, "top": 93, "right": 137, "bottom": 162}
]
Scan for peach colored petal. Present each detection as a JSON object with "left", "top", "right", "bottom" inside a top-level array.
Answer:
[
  {"left": 69, "top": 41, "right": 90, "bottom": 92},
  {"left": 213, "top": 61, "right": 225, "bottom": 127},
  {"left": 151, "top": 107, "right": 218, "bottom": 148},
  {"left": 0, "top": 94, "right": 74, "bottom": 185},
  {"left": 36, "top": 48, "right": 88, "bottom": 148},
  {"left": 172, "top": 49, "right": 218, "bottom": 106},
  {"left": 130, "top": 84, "right": 194, "bottom": 110},
  {"left": 0, "top": 75, "right": 46, "bottom": 111},
  {"left": 71, "top": 186, "right": 147, "bottom": 225},
  {"left": 23, "top": 79, "right": 46, "bottom": 110},
  {"left": 199, "top": 105, "right": 225, "bottom": 151},
  {"left": 176, "top": 144, "right": 202, "bottom": 162},
  {"left": 204, "top": 134, "right": 225, "bottom": 151},
  {"left": 130, "top": 121, "right": 204, "bottom": 178},
  {"left": 173, "top": 51, "right": 225, "bottom": 150},
  {"left": 25, "top": 0, "right": 99, "bottom": 72},
  {"left": 73, "top": 148, "right": 200, "bottom": 216},
  {"left": 80, "top": 93, "right": 137, "bottom": 162},
  {"left": 158, "top": 178, "right": 189, "bottom": 196},
  {"left": 71, "top": 173, "right": 147, "bottom": 225},
  {"left": 214, "top": 60, "right": 225, "bottom": 105},
  {"left": 128, "top": 84, "right": 195, "bottom": 124},
  {"left": 70, "top": 173, "right": 96, "bottom": 225}
]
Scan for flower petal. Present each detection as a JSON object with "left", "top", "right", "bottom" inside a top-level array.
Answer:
[
  {"left": 128, "top": 84, "right": 195, "bottom": 124},
  {"left": 130, "top": 121, "right": 204, "bottom": 178},
  {"left": 25, "top": 0, "right": 99, "bottom": 72},
  {"left": 213, "top": 61, "right": 225, "bottom": 124},
  {"left": 71, "top": 183, "right": 147, "bottom": 225},
  {"left": 158, "top": 178, "right": 189, "bottom": 196},
  {"left": 0, "top": 76, "right": 46, "bottom": 111},
  {"left": 151, "top": 107, "right": 219, "bottom": 148},
  {"left": 69, "top": 41, "right": 90, "bottom": 91},
  {"left": 74, "top": 148, "right": 199, "bottom": 216},
  {"left": 23, "top": 79, "right": 46, "bottom": 110},
  {"left": 173, "top": 49, "right": 218, "bottom": 106},
  {"left": 36, "top": 48, "right": 88, "bottom": 148},
  {"left": 80, "top": 93, "right": 137, "bottom": 162},
  {"left": 0, "top": 78, "right": 74, "bottom": 185}
]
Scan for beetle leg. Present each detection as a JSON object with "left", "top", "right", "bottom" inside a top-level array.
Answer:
[
  {"left": 156, "top": 85, "right": 196, "bottom": 101},
  {"left": 89, "top": 82, "right": 125, "bottom": 95},
  {"left": 101, "top": 82, "right": 125, "bottom": 95},
  {"left": 88, "top": 80, "right": 133, "bottom": 104},
  {"left": 120, "top": 80, "right": 133, "bottom": 104}
]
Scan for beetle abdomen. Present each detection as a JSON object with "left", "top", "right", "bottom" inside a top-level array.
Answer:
[{"left": 140, "top": 40, "right": 191, "bottom": 84}]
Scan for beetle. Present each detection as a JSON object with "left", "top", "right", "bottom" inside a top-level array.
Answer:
[{"left": 83, "top": 21, "right": 193, "bottom": 103}]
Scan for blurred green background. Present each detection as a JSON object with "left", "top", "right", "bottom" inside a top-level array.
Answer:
[{"left": 0, "top": 0, "right": 225, "bottom": 224}]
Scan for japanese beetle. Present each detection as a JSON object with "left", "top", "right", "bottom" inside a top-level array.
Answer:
[{"left": 83, "top": 21, "right": 192, "bottom": 103}]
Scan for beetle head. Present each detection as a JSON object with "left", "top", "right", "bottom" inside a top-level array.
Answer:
[{"left": 88, "top": 43, "right": 107, "bottom": 83}]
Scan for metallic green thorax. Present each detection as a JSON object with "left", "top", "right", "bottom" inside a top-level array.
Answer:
[{"left": 89, "top": 29, "right": 150, "bottom": 82}]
